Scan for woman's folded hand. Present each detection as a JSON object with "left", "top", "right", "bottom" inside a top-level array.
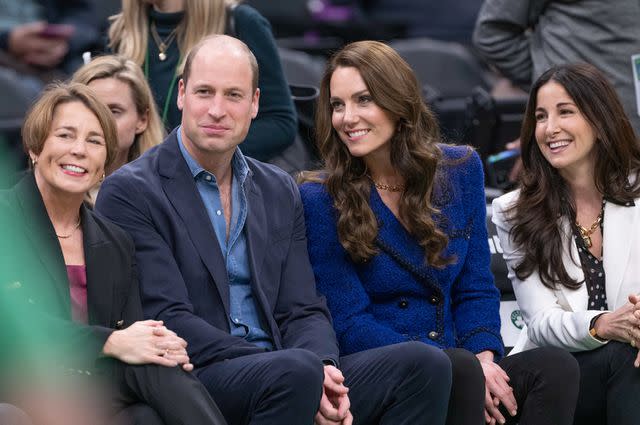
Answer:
[{"left": 102, "top": 320, "right": 193, "bottom": 370}]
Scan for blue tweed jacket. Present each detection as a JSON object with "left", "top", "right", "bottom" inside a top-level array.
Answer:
[{"left": 300, "top": 145, "right": 504, "bottom": 359}]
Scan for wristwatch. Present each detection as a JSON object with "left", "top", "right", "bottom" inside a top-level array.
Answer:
[{"left": 589, "top": 315, "right": 607, "bottom": 341}]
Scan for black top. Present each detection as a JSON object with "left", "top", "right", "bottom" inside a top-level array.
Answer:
[
  {"left": 572, "top": 197, "right": 637, "bottom": 311},
  {"left": 147, "top": 8, "right": 183, "bottom": 131},
  {"left": 573, "top": 218, "right": 608, "bottom": 311}
]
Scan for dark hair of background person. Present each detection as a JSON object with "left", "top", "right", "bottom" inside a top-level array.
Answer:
[
  {"left": 22, "top": 82, "right": 118, "bottom": 170},
  {"left": 507, "top": 63, "right": 640, "bottom": 289},
  {"left": 300, "top": 40, "right": 455, "bottom": 267}
]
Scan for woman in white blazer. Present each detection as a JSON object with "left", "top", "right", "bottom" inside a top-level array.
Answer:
[{"left": 492, "top": 63, "right": 640, "bottom": 425}]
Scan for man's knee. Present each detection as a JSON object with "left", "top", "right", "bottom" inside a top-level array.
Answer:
[{"left": 268, "top": 349, "right": 325, "bottom": 392}]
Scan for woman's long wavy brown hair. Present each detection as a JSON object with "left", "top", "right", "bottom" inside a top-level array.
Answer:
[
  {"left": 508, "top": 63, "right": 640, "bottom": 289},
  {"left": 300, "top": 40, "right": 452, "bottom": 266}
]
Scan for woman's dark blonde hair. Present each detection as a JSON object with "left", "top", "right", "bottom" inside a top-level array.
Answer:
[
  {"left": 509, "top": 63, "right": 640, "bottom": 289},
  {"left": 22, "top": 82, "right": 118, "bottom": 170},
  {"left": 301, "top": 40, "right": 452, "bottom": 266},
  {"left": 108, "top": 0, "right": 238, "bottom": 75},
  {"left": 72, "top": 55, "right": 164, "bottom": 162}
]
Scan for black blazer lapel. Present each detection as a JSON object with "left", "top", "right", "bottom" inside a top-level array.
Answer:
[
  {"left": 14, "top": 174, "right": 72, "bottom": 314},
  {"left": 82, "top": 205, "right": 114, "bottom": 327},
  {"left": 157, "top": 133, "right": 231, "bottom": 316}
]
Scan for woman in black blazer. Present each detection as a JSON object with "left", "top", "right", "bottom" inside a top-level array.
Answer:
[{"left": 0, "top": 82, "right": 226, "bottom": 425}]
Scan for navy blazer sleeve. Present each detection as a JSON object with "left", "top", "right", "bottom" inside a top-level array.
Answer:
[{"left": 270, "top": 173, "right": 339, "bottom": 363}]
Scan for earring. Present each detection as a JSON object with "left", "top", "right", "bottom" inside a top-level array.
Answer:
[
  {"left": 31, "top": 156, "right": 38, "bottom": 167},
  {"left": 100, "top": 172, "right": 105, "bottom": 182}
]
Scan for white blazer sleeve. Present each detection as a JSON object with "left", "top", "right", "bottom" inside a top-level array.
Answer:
[{"left": 491, "top": 191, "right": 607, "bottom": 352}]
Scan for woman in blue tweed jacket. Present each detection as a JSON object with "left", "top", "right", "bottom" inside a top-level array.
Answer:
[{"left": 299, "top": 40, "right": 580, "bottom": 425}]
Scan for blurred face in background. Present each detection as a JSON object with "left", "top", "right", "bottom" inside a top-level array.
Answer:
[
  {"left": 87, "top": 77, "right": 148, "bottom": 159},
  {"left": 141, "top": 0, "right": 185, "bottom": 12}
]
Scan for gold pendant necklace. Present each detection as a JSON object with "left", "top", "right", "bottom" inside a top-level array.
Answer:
[
  {"left": 150, "top": 21, "right": 178, "bottom": 62},
  {"left": 576, "top": 210, "right": 603, "bottom": 248}
]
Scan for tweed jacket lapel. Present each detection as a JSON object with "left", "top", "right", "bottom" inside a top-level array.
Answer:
[{"left": 370, "top": 188, "right": 443, "bottom": 294}]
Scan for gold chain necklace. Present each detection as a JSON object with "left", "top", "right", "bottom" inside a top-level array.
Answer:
[
  {"left": 372, "top": 181, "right": 405, "bottom": 192},
  {"left": 56, "top": 217, "right": 81, "bottom": 239},
  {"left": 576, "top": 209, "right": 603, "bottom": 248},
  {"left": 150, "top": 21, "right": 179, "bottom": 61}
]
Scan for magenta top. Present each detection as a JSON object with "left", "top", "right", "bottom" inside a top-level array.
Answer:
[{"left": 66, "top": 265, "right": 88, "bottom": 324}]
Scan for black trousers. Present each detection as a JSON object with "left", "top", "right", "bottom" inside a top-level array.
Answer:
[
  {"left": 196, "top": 341, "right": 452, "bottom": 425},
  {"left": 108, "top": 362, "right": 227, "bottom": 425},
  {"left": 445, "top": 347, "right": 580, "bottom": 425},
  {"left": 572, "top": 341, "right": 640, "bottom": 425}
]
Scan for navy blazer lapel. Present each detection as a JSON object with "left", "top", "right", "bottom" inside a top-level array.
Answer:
[
  {"left": 15, "top": 174, "right": 71, "bottom": 312},
  {"left": 243, "top": 169, "right": 285, "bottom": 347},
  {"left": 245, "top": 175, "right": 268, "bottom": 279},
  {"left": 157, "top": 132, "right": 231, "bottom": 315},
  {"left": 82, "top": 205, "right": 114, "bottom": 326}
]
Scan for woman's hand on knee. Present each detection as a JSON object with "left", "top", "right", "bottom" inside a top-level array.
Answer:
[
  {"left": 102, "top": 320, "right": 188, "bottom": 368},
  {"left": 151, "top": 325, "right": 194, "bottom": 370}
]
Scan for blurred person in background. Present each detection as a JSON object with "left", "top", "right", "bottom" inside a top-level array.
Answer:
[
  {"left": 72, "top": 54, "right": 164, "bottom": 205},
  {"left": 107, "top": 0, "right": 296, "bottom": 161},
  {"left": 474, "top": 0, "right": 640, "bottom": 135},
  {"left": 0, "top": 0, "right": 102, "bottom": 85}
]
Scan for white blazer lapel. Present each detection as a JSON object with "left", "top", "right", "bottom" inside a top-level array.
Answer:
[{"left": 602, "top": 201, "right": 639, "bottom": 308}]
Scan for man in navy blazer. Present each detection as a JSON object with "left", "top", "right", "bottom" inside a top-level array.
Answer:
[{"left": 96, "top": 35, "right": 452, "bottom": 425}]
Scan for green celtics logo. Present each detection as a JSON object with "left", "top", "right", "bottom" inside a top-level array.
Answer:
[{"left": 510, "top": 310, "right": 524, "bottom": 330}]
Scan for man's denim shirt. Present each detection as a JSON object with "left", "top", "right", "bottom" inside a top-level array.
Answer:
[{"left": 178, "top": 128, "right": 273, "bottom": 349}]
